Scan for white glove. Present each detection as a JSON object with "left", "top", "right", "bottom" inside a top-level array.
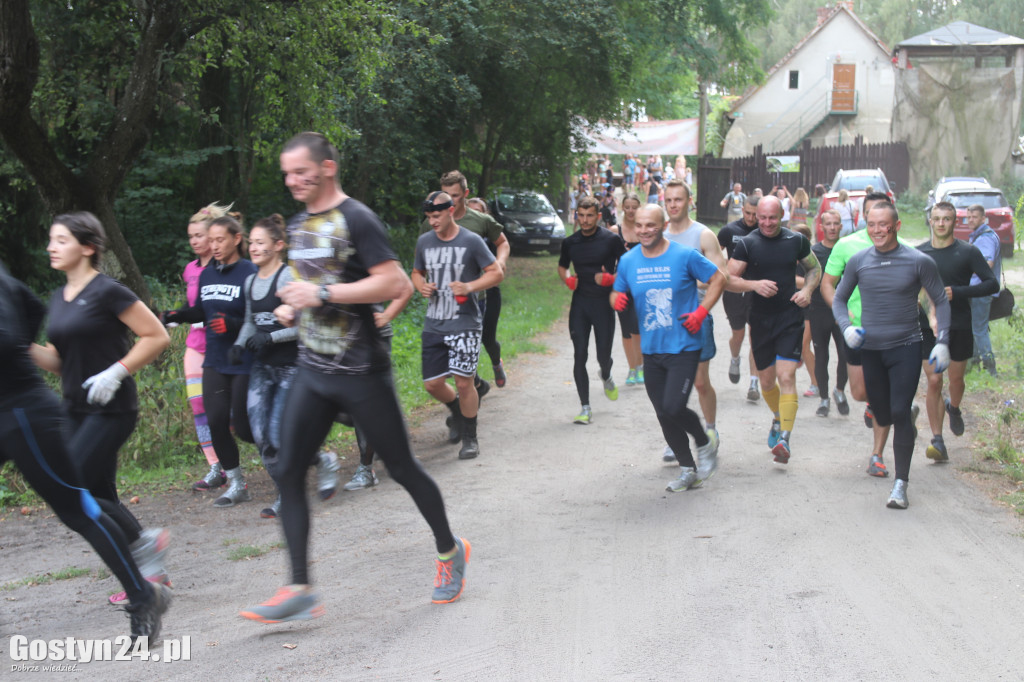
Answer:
[
  {"left": 929, "top": 343, "right": 950, "bottom": 373},
  {"left": 843, "top": 326, "right": 865, "bottom": 350},
  {"left": 82, "top": 362, "right": 130, "bottom": 406}
]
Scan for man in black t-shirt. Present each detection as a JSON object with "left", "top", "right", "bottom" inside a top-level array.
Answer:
[
  {"left": 717, "top": 195, "right": 760, "bottom": 399},
  {"left": 726, "top": 195, "right": 820, "bottom": 464},
  {"left": 917, "top": 201, "right": 997, "bottom": 461},
  {"left": 558, "top": 196, "right": 625, "bottom": 424},
  {"left": 241, "top": 132, "right": 469, "bottom": 625}
]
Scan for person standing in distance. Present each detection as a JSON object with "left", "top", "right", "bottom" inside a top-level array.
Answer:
[
  {"left": 558, "top": 196, "right": 626, "bottom": 424},
  {"left": 965, "top": 203, "right": 1002, "bottom": 376},
  {"left": 720, "top": 182, "right": 746, "bottom": 222},
  {"left": 240, "top": 132, "right": 469, "bottom": 623},
  {"left": 833, "top": 202, "right": 951, "bottom": 509}
]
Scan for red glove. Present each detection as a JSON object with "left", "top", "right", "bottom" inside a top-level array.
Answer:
[
  {"left": 454, "top": 295, "right": 469, "bottom": 305},
  {"left": 679, "top": 305, "right": 708, "bottom": 334},
  {"left": 612, "top": 292, "right": 629, "bottom": 312},
  {"left": 599, "top": 272, "right": 616, "bottom": 287},
  {"left": 564, "top": 276, "right": 578, "bottom": 291},
  {"left": 208, "top": 312, "right": 239, "bottom": 336}
]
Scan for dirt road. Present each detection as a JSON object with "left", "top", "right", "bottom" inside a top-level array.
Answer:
[{"left": 3, "top": 308, "right": 1024, "bottom": 680}]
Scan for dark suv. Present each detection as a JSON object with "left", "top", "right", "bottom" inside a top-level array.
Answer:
[
  {"left": 814, "top": 168, "right": 895, "bottom": 241},
  {"left": 489, "top": 189, "right": 566, "bottom": 254}
]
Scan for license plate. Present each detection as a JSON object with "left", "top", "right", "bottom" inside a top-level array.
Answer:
[{"left": 528, "top": 238, "right": 549, "bottom": 245}]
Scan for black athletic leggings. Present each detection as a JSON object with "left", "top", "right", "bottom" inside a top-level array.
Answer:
[
  {"left": 481, "top": 287, "right": 502, "bottom": 366},
  {"left": 643, "top": 351, "right": 709, "bottom": 468},
  {"left": 569, "top": 294, "right": 616, "bottom": 405},
  {"left": 861, "top": 342, "right": 921, "bottom": 481},
  {"left": 2, "top": 389, "right": 147, "bottom": 603},
  {"left": 275, "top": 367, "right": 455, "bottom": 585},
  {"left": 809, "top": 307, "right": 848, "bottom": 396},
  {"left": 67, "top": 411, "right": 143, "bottom": 545},
  {"left": 202, "top": 368, "right": 253, "bottom": 471}
]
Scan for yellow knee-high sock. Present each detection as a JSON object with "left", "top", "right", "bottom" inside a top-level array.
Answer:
[
  {"left": 762, "top": 383, "right": 781, "bottom": 415},
  {"left": 780, "top": 393, "right": 799, "bottom": 432}
]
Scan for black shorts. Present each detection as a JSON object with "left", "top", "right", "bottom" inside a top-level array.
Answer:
[
  {"left": 616, "top": 296, "right": 640, "bottom": 338},
  {"left": 749, "top": 313, "right": 804, "bottom": 371},
  {"left": 421, "top": 330, "right": 482, "bottom": 380},
  {"left": 722, "top": 290, "right": 752, "bottom": 331},
  {"left": 845, "top": 343, "right": 862, "bottom": 366},
  {"left": 921, "top": 326, "right": 973, "bottom": 363}
]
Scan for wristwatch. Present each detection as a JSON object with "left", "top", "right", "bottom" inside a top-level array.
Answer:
[{"left": 318, "top": 285, "right": 331, "bottom": 304}]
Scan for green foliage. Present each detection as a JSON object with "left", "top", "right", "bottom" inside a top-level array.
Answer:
[
  {"left": 1, "top": 567, "right": 91, "bottom": 592},
  {"left": 227, "top": 542, "right": 284, "bottom": 561}
]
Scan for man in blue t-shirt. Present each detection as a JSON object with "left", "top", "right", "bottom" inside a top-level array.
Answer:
[{"left": 613, "top": 203, "right": 727, "bottom": 493}]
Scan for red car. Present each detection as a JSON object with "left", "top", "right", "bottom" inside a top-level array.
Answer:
[
  {"left": 814, "top": 168, "right": 895, "bottom": 241},
  {"left": 943, "top": 188, "right": 1016, "bottom": 258}
]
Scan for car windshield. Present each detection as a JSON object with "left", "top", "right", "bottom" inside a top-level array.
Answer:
[
  {"left": 947, "top": 192, "right": 1008, "bottom": 210},
  {"left": 497, "top": 192, "right": 551, "bottom": 214},
  {"left": 835, "top": 174, "right": 888, "bottom": 192}
]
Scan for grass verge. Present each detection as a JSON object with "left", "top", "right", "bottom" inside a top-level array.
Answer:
[{"left": 1, "top": 567, "right": 92, "bottom": 591}]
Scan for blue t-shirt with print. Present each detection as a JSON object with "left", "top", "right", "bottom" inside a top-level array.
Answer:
[{"left": 614, "top": 240, "right": 719, "bottom": 355}]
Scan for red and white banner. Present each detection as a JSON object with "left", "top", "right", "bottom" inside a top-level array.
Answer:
[{"left": 583, "top": 119, "right": 700, "bottom": 156}]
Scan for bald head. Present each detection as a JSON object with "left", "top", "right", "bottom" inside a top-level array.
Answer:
[{"left": 756, "top": 195, "right": 783, "bottom": 238}]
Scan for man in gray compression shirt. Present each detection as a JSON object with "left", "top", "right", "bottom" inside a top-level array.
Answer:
[{"left": 832, "top": 203, "right": 951, "bottom": 510}]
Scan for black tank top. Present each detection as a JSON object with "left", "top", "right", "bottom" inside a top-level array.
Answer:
[{"left": 250, "top": 266, "right": 298, "bottom": 366}]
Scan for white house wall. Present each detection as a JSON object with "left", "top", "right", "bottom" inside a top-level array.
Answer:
[{"left": 724, "top": 12, "right": 894, "bottom": 157}]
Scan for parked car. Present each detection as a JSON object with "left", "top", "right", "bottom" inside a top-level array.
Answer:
[
  {"left": 924, "top": 177, "right": 1015, "bottom": 257},
  {"left": 925, "top": 176, "right": 990, "bottom": 219},
  {"left": 489, "top": 189, "right": 566, "bottom": 254},
  {"left": 814, "top": 168, "right": 895, "bottom": 241}
]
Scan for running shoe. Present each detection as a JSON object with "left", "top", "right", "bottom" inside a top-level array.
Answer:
[
  {"left": 886, "top": 479, "right": 909, "bottom": 509},
  {"left": 833, "top": 388, "right": 850, "bottom": 416},
  {"left": 866, "top": 454, "right": 889, "bottom": 477},
  {"left": 344, "top": 464, "right": 378, "bottom": 491},
  {"left": 635, "top": 367, "right": 644, "bottom": 385},
  {"left": 625, "top": 368, "right": 637, "bottom": 386},
  {"left": 747, "top": 383, "right": 760, "bottom": 403},
  {"left": 863, "top": 404, "right": 874, "bottom": 429},
  {"left": 476, "top": 378, "right": 491, "bottom": 401},
  {"left": 260, "top": 495, "right": 281, "bottom": 519},
  {"left": 772, "top": 432, "right": 791, "bottom": 464},
  {"left": 945, "top": 398, "right": 964, "bottom": 436},
  {"left": 458, "top": 436, "right": 479, "bottom": 460},
  {"left": 213, "top": 471, "right": 251, "bottom": 508},
  {"left": 432, "top": 537, "right": 470, "bottom": 604},
  {"left": 767, "top": 419, "right": 782, "bottom": 448},
  {"left": 815, "top": 398, "right": 830, "bottom": 417},
  {"left": 728, "top": 357, "right": 741, "bottom": 384},
  {"left": 662, "top": 444, "right": 676, "bottom": 463},
  {"left": 193, "top": 462, "right": 226, "bottom": 491},
  {"left": 926, "top": 437, "right": 949, "bottom": 463},
  {"left": 803, "top": 385, "right": 819, "bottom": 398},
  {"left": 910, "top": 404, "right": 920, "bottom": 442},
  {"left": 493, "top": 362, "right": 507, "bottom": 388},
  {"left": 127, "top": 582, "right": 172, "bottom": 644},
  {"left": 697, "top": 430, "right": 720, "bottom": 482},
  {"left": 317, "top": 450, "right": 341, "bottom": 501},
  {"left": 574, "top": 405, "right": 592, "bottom": 425},
  {"left": 109, "top": 574, "right": 171, "bottom": 606},
  {"left": 240, "top": 585, "right": 324, "bottom": 623},
  {"left": 603, "top": 376, "right": 618, "bottom": 401},
  {"left": 666, "top": 467, "right": 703, "bottom": 492},
  {"left": 445, "top": 414, "right": 462, "bottom": 443}
]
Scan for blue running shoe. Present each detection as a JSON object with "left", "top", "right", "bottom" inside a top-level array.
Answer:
[
  {"left": 625, "top": 369, "right": 637, "bottom": 386},
  {"left": 432, "top": 537, "right": 470, "bottom": 604},
  {"left": 767, "top": 420, "right": 782, "bottom": 448},
  {"left": 772, "top": 433, "right": 791, "bottom": 464}
]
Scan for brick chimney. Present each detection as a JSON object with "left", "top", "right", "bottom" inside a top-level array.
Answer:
[
  {"left": 838, "top": 0, "right": 854, "bottom": 12},
  {"left": 818, "top": 1, "right": 854, "bottom": 26},
  {"left": 816, "top": 6, "right": 832, "bottom": 26}
]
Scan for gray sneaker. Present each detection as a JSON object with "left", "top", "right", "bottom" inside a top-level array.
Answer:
[
  {"left": 832, "top": 388, "right": 850, "bottom": 415},
  {"left": 213, "top": 469, "right": 251, "bottom": 508},
  {"left": 317, "top": 451, "right": 341, "bottom": 501},
  {"left": 728, "top": 357, "right": 741, "bottom": 384},
  {"left": 240, "top": 585, "right": 324, "bottom": 623},
  {"left": 697, "top": 430, "right": 720, "bottom": 482},
  {"left": 662, "top": 444, "right": 676, "bottom": 463},
  {"left": 193, "top": 462, "right": 226, "bottom": 491},
  {"left": 747, "top": 383, "right": 760, "bottom": 402},
  {"left": 260, "top": 496, "right": 282, "bottom": 519},
  {"left": 666, "top": 467, "right": 703, "bottom": 492},
  {"left": 127, "top": 582, "right": 172, "bottom": 644},
  {"left": 432, "top": 537, "right": 470, "bottom": 604},
  {"left": 344, "top": 464, "right": 379, "bottom": 491},
  {"left": 886, "top": 479, "right": 909, "bottom": 509},
  {"left": 132, "top": 528, "right": 170, "bottom": 579},
  {"left": 816, "top": 398, "right": 830, "bottom": 417}
]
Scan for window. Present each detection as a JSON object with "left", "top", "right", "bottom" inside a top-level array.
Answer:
[{"left": 789, "top": 70, "right": 799, "bottom": 89}]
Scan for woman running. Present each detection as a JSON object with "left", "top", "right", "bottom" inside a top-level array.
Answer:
[
  {"left": 163, "top": 215, "right": 256, "bottom": 507},
  {"left": 180, "top": 202, "right": 229, "bottom": 490},
  {"left": 2, "top": 264, "right": 171, "bottom": 641},
  {"left": 30, "top": 212, "right": 171, "bottom": 605},
  {"left": 615, "top": 192, "right": 644, "bottom": 385}
]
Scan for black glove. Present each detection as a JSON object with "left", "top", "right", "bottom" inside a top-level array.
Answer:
[
  {"left": 245, "top": 331, "right": 273, "bottom": 354},
  {"left": 161, "top": 309, "right": 180, "bottom": 325},
  {"left": 209, "top": 312, "right": 241, "bottom": 336},
  {"left": 227, "top": 345, "right": 244, "bottom": 366}
]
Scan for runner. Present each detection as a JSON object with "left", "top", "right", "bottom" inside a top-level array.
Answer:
[
  {"left": 463, "top": 194, "right": 509, "bottom": 388},
  {"left": 726, "top": 195, "right": 820, "bottom": 464},
  {"left": 413, "top": 190, "right": 503, "bottom": 459},
  {"left": 662, "top": 180, "right": 726, "bottom": 461},
  {"left": 612, "top": 204, "right": 727, "bottom": 491},
  {"left": 241, "top": 132, "right": 468, "bottom": 623},
  {"left": 31, "top": 212, "right": 173, "bottom": 605},
  {"left": 180, "top": 203, "right": 227, "bottom": 490},
  {"left": 808, "top": 209, "right": 849, "bottom": 417},
  {"left": 833, "top": 202, "right": 951, "bottom": 509},
  {"left": 1, "top": 265, "right": 171, "bottom": 642},
  {"left": 162, "top": 215, "right": 257, "bottom": 507},
  {"left": 716, "top": 195, "right": 761, "bottom": 401},
  {"left": 558, "top": 196, "right": 626, "bottom": 424},
  {"left": 615, "top": 192, "right": 644, "bottom": 386},
  {"left": 917, "top": 201, "right": 997, "bottom": 461}
]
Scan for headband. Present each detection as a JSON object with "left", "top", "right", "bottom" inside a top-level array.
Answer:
[{"left": 423, "top": 200, "right": 453, "bottom": 213}]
